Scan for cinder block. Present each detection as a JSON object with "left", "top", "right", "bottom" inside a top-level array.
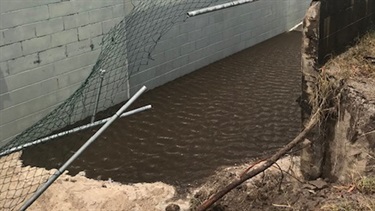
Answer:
[
  {"left": 51, "top": 28, "right": 78, "bottom": 47},
  {"left": 22, "top": 36, "right": 51, "bottom": 55},
  {"left": 67, "top": 39, "right": 91, "bottom": 57},
  {"left": 36, "top": 18, "right": 64, "bottom": 36},
  {"left": 187, "top": 29, "right": 203, "bottom": 42},
  {"left": 8, "top": 53, "right": 40, "bottom": 75},
  {"left": 54, "top": 49, "right": 99, "bottom": 75},
  {"left": 78, "top": 23, "right": 103, "bottom": 40},
  {"left": 130, "top": 68, "right": 156, "bottom": 87},
  {"left": 2, "top": 82, "right": 44, "bottom": 108},
  {"left": 206, "top": 23, "right": 223, "bottom": 35},
  {"left": 180, "top": 42, "right": 195, "bottom": 55},
  {"left": 0, "top": 122, "right": 20, "bottom": 144},
  {"left": 72, "top": 0, "right": 121, "bottom": 13},
  {"left": 0, "top": 93, "right": 58, "bottom": 126},
  {"left": 63, "top": 12, "right": 90, "bottom": 30},
  {"left": 63, "top": 15, "right": 77, "bottom": 30},
  {"left": 0, "top": 43, "right": 23, "bottom": 62},
  {"left": 41, "top": 77, "right": 59, "bottom": 95},
  {"left": 48, "top": 1, "right": 75, "bottom": 18},
  {"left": 164, "top": 48, "right": 180, "bottom": 61},
  {"left": 208, "top": 32, "right": 223, "bottom": 45},
  {"left": 195, "top": 37, "right": 209, "bottom": 49},
  {"left": 194, "top": 16, "right": 210, "bottom": 29},
  {"left": 0, "top": 6, "right": 49, "bottom": 30},
  {"left": 2, "top": 64, "right": 55, "bottom": 92},
  {"left": 102, "top": 19, "right": 122, "bottom": 34},
  {"left": 90, "top": 35, "right": 104, "bottom": 50},
  {"left": 3, "top": 24, "right": 36, "bottom": 45},
  {"left": 112, "top": 4, "right": 125, "bottom": 18},
  {"left": 209, "top": 12, "right": 224, "bottom": 24},
  {"left": 172, "top": 55, "right": 189, "bottom": 69},
  {"left": 39, "top": 46, "right": 66, "bottom": 65},
  {"left": 179, "top": 21, "right": 196, "bottom": 34},
  {"left": 0, "top": 0, "right": 60, "bottom": 13},
  {"left": 89, "top": 7, "right": 113, "bottom": 24},
  {"left": 56, "top": 83, "right": 81, "bottom": 102},
  {"left": 56, "top": 66, "right": 91, "bottom": 89},
  {"left": 0, "top": 62, "right": 8, "bottom": 77},
  {"left": 0, "top": 31, "right": 4, "bottom": 46},
  {"left": 174, "top": 33, "right": 189, "bottom": 46}
]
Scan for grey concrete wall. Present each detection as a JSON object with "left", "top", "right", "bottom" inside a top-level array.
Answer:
[
  {"left": 129, "top": 0, "right": 310, "bottom": 94},
  {"left": 0, "top": 0, "right": 127, "bottom": 143},
  {"left": 0, "top": 0, "right": 310, "bottom": 144}
]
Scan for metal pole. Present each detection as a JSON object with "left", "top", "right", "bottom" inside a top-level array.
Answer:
[
  {"left": 0, "top": 105, "right": 151, "bottom": 157},
  {"left": 187, "top": 0, "right": 258, "bottom": 17},
  {"left": 19, "top": 86, "right": 147, "bottom": 211},
  {"left": 91, "top": 69, "right": 106, "bottom": 123}
]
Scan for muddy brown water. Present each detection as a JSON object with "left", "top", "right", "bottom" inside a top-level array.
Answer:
[{"left": 22, "top": 31, "right": 302, "bottom": 187}]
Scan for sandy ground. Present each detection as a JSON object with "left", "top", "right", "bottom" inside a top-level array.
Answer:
[
  {"left": 0, "top": 152, "right": 189, "bottom": 211},
  {"left": 1, "top": 152, "right": 302, "bottom": 211},
  {"left": 29, "top": 173, "right": 189, "bottom": 211}
]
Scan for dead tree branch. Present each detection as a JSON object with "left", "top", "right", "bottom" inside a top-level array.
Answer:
[{"left": 196, "top": 109, "right": 321, "bottom": 211}]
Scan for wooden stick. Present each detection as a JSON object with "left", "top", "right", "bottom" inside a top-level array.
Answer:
[{"left": 196, "top": 110, "right": 320, "bottom": 211}]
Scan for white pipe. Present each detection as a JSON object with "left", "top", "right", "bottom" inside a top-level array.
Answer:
[
  {"left": 289, "top": 21, "right": 303, "bottom": 32},
  {"left": 187, "top": 0, "right": 257, "bottom": 17},
  {"left": 0, "top": 105, "right": 151, "bottom": 157},
  {"left": 20, "top": 86, "right": 148, "bottom": 211}
]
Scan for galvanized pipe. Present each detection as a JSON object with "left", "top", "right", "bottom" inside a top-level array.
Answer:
[
  {"left": 187, "top": 0, "right": 257, "bottom": 17},
  {"left": 0, "top": 105, "right": 151, "bottom": 157},
  {"left": 19, "top": 86, "right": 147, "bottom": 211}
]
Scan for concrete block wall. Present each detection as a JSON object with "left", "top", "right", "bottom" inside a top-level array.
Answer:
[
  {"left": 129, "top": 0, "right": 310, "bottom": 94},
  {"left": 0, "top": 0, "right": 127, "bottom": 143}
]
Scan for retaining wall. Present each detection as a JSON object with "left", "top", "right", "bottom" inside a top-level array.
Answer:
[
  {"left": 300, "top": 0, "right": 375, "bottom": 180},
  {"left": 0, "top": 0, "right": 309, "bottom": 145}
]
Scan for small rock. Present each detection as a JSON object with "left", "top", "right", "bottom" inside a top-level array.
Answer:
[
  {"left": 165, "top": 203, "right": 180, "bottom": 211},
  {"left": 77, "top": 171, "right": 86, "bottom": 177},
  {"left": 302, "top": 183, "right": 316, "bottom": 190},
  {"left": 102, "top": 184, "right": 107, "bottom": 188},
  {"left": 309, "top": 179, "right": 328, "bottom": 190},
  {"left": 70, "top": 178, "right": 77, "bottom": 183}
]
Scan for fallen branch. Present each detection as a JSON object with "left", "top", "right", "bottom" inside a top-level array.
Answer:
[{"left": 196, "top": 109, "right": 321, "bottom": 211}]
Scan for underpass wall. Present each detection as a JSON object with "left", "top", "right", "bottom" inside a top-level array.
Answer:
[{"left": 129, "top": 0, "right": 310, "bottom": 94}]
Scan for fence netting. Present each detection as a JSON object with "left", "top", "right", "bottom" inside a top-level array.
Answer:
[{"left": 0, "top": 0, "right": 220, "bottom": 209}]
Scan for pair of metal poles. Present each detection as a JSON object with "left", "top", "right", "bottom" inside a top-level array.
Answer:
[{"left": 20, "top": 86, "right": 150, "bottom": 211}]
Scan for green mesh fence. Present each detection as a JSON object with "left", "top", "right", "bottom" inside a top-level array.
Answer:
[{"left": 0, "top": 0, "right": 220, "bottom": 209}]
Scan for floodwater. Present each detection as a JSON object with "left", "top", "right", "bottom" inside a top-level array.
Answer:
[{"left": 22, "top": 31, "right": 302, "bottom": 187}]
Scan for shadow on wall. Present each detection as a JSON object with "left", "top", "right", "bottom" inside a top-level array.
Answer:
[{"left": 0, "top": 69, "right": 10, "bottom": 110}]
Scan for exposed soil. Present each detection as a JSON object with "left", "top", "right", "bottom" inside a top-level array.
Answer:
[{"left": 190, "top": 156, "right": 375, "bottom": 211}]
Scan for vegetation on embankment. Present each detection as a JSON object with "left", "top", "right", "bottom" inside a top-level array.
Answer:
[{"left": 324, "top": 30, "right": 375, "bottom": 79}]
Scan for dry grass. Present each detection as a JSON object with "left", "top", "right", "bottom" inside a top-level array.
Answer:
[
  {"left": 357, "top": 176, "right": 375, "bottom": 195},
  {"left": 324, "top": 30, "right": 375, "bottom": 79},
  {"left": 321, "top": 177, "right": 375, "bottom": 211}
]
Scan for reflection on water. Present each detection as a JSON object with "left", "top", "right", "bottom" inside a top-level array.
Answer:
[{"left": 22, "top": 31, "right": 302, "bottom": 187}]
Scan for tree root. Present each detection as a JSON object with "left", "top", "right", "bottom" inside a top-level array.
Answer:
[{"left": 196, "top": 109, "right": 321, "bottom": 211}]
